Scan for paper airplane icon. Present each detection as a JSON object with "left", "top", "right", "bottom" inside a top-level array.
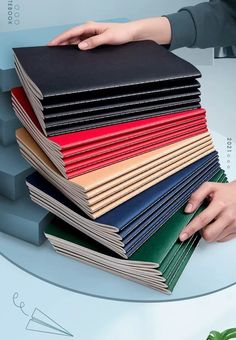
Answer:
[{"left": 26, "top": 308, "right": 73, "bottom": 337}]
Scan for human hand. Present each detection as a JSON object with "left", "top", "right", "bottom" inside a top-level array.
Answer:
[
  {"left": 48, "top": 17, "right": 171, "bottom": 50},
  {"left": 179, "top": 181, "right": 236, "bottom": 243}
]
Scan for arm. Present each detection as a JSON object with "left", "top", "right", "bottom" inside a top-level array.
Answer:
[
  {"left": 166, "top": 0, "right": 236, "bottom": 50},
  {"left": 48, "top": 18, "right": 172, "bottom": 49},
  {"left": 49, "top": 1, "right": 236, "bottom": 50}
]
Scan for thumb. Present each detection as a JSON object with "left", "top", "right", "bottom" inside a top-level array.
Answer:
[
  {"left": 78, "top": 32, "right": 111, "bottom": 50},
  {"left": 185, "top": 182, "right": 215, "bottom": 213}
]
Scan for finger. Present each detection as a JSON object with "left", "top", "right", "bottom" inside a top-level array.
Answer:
[
  {"left": 215, "top": 222, "right": 236, "bottom": 241},
  {"left": 48, "top": 23, "right": 97, "bottom": 46},
  {"left": 78, "top": 32, "right": 112, "bottom": 50},
  {"left": 67, "top": 37, "right": 81, "bottom": 45},
  {"left": 184, "top": 182, "right": 216, "bottom": 213},
  {"left": 217, "top": 233, "right": 236, "bottom": 242},
  {"left": 59, "top": 38, "right": 81, "bottom": 46},
  {"left": 201, "top": 215, "right": 231, "bottom": 242},
  {"left": 179, "top": 199, "right": 224, "bottom": 241}
]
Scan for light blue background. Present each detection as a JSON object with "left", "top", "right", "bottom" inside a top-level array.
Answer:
[
  {"left": 0, "top": 0, "right": 212, "bottom": 69},
  {"left": 0, "top": 0, "right": 236, "bottom": 338},
  {"left": 0, "top": 0, "right": 200, "bottom": 32}
]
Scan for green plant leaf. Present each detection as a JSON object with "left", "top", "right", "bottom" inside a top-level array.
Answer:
[
  {"left": 207, "top": 330, "right": 223, "bottom": 339},
  {"left": 221, "top": 328, "right": 236, "bottom": 339},
  {"left": 207, "top": 329, "right": 236, "bottom": 340}
]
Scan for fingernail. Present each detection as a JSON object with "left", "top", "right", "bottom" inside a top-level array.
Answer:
[
  {"left": 185, "top": 203, "right": 193, "bottom": 213},
  {"left": 179, "top": 232, "right": 189, "bottom": 242},
  {"left": 79, "top": 42, "right": 89, "bottom": 49}
]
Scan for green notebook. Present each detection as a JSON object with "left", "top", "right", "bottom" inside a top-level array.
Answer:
[{"left": 45, "top": 170, "right": 227, "bottom": 293}]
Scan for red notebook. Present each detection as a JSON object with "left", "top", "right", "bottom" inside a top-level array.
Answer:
[{"left": 12, "top": 87, "right": 207, "bottom": 179}]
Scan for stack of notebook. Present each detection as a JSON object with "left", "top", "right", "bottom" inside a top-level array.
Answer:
[
  {"left": 12, "top": 41, "right": 226, "bottom": 293},
  {"left": 44, "top": 169, "right": 226, "bottom": 294},
  {"left": 12, "top": 87, "right": 206, "bottom": 178},
  {"left": 13, "top": 42, "right": 201, "bottom": 135}
]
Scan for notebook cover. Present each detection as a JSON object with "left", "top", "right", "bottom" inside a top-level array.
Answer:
[
  {"left": 12, "top": 86, "right": 206, "bottom": 150},
  {"left": 17, "top": 127, "right": 210, "bottom": 182},
  {"left": 22, "top": 135, "right": 215, "bottom": 217},
  {"left": 97, "top": 152, "right": 219, "bottom": 227},
  {"left": 13, "top": 57, "right": 200, "bottom": 136},
  {"left": 63, "top": 121, "right": 206, "bottom": 165},
  {"left": 43, "top": 91, "right": 200, "bottom": 118},
  {"left": 71, "top": 133, "right": 212, "bottom": 191},
  {"left": 160, "top": 235, "right": 194, "bottom": 275},
  {"left": 65, "top": 128, "right": 208, "bottom": 178},
  {"left": 16, "top": 126, "right": 212, "bottom": 191},
  {"left": 49, "top": 171, "right": 230, "bottom": 290},
  {"left": 44, "top": 79, "right": 201, "bottom": 108},
  {"left": 43, "top": 170, "right": 225, "bottom": 293},
  {"left": 167, "top": 237, "right": 199, "bottom": 291},
  {"left": 125, "top": 165, "right": 220, "bottom": 256},
  {"left": 43, "top": 171, "right": 225, "bottom": 257},
  {"left": 27, "top": 143, "right": 216, "bottom": 215},
  {"left": 45, "top": 97, "right": 201, "bottom": 128},
  {"left": 27, "top": 164, "right": 222, "bottom": 257},
  {"left": 121, "top": 161, "right": 220, "bottom": 240},
  {"left": 32, "top": 170, "right": 225, "bottom": 270},
  {"left": 13, "top": 41, "right": 201, "bottom": 99},
  {"left": 53, "top": 238, "right": 196, "bottom": 292},
  {"left": 48, "top": 189, "right": 223, "bottom": 291},
  {"left": 65, "top": 125, "right": 207, "bottom": 172},
  {"left": 34, "top": 171, "right": 228, "bottom": 265},
  {"left": 18, "top": 128, "right": 216, "bottom": 220},
  {"left": 63, "top": 119, "right": 206, "bottom": 160},
  {"left": 26, "top": 144, "right": 217, "bottom": 220},
  {"left": 88, "top": 147, "right": 216, "bottom": 214},
  {"left": 45, "top": 103, "right": 202, "bottom": 136},
  {"left": 43, "top": 203, "right": 199, "bottom": 262},
  {"left": 87, "top": 141, "right": 213, "bottom": 204},
  {"left": 164, "top": 232, "right": 198, "bottom": 277},
  {"left": 26, "top": 151, "right": 219, "bottom": 231},
  {"left": 12, "top": 98, "right": 205, "bottom": 178},
  {"left": 121, "top": 161, "right": 222, "bottom": 238},
  {"left": 12, "top": 87, "right": 206, "bottom": 166},
  {"left": 90, "top": 147, "right": 218, "bottom": 217},
  {"left": 12, "top": 87, "right": 206, "bottom": 179},
  {"left": 121, "top": 162, "right": 220, "bottom": 256}
]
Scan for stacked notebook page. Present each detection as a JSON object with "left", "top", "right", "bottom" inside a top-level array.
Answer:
[
  {"left": 12, "top": 87, "right": 206, "bottom": 178},
  {"left": 13, "top": 41, "right": 201, "bottom": 136},
  {"left": 28, "top": 170, "right": 227, "bottom": 293},
  {"left": 25, "top": 161, "right": 224, "bottom": 259},
  {"left": 16, "top": 128, "right": 215, "bottom": 219},
  {"left": 12, "top": 41, "right": 226, "bottom": 293}
]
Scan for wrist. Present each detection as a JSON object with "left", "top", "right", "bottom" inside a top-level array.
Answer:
[{"left": 131, "top": 17, "right": 171, "bottom": 45}]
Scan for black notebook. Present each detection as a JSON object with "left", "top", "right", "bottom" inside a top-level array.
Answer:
[
  {"left": 13, "top": 41, "right": 201, "bottom": 136},
  {"left": 13, "top": 41, "right": 201, "bottom": 99}
]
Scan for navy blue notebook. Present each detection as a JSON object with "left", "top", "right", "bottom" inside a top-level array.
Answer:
[
  {"left": 26, "top": 152, "right": 220, "bottom": 256},
  {"left": 97, "top": 151, "right": 219, "bottom": 227}
]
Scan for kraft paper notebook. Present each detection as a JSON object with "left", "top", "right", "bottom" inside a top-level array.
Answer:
[
  {"left": 16, "top": 128, "right": 215, "bottom": 218},
  {"left": 12, "top": 87, "right": 207, "bottom": 178},
  {"left": 44, "top": 172, "right": 226, "bottom": 294},
  {"left": 26, "top": 157, "right": 221, "bottom": 258},
  {"left": 13, "top": 41, "right": 201, "bottom": 135}
]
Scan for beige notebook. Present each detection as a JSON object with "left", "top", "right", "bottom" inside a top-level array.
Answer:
[{"left": 16, "top": 128, "right": 214, "bottom": 219}]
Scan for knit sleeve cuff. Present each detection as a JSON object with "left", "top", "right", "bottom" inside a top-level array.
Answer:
[{"left": 163, "top": 10, "right": 197, "bottom": 50}]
